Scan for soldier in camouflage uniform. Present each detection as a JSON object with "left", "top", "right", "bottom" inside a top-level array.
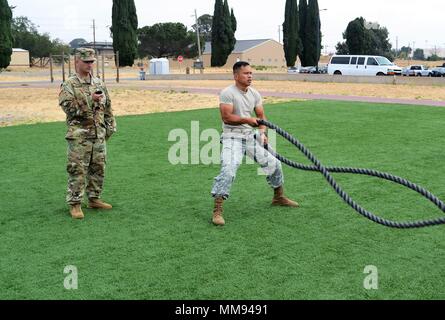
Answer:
[{"left": 59, "top": 48, "right": 116, "bottom": 219}]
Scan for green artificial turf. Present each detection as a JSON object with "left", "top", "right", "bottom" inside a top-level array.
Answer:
[{"left": 1, "top": 99, "right": 445, "bottom": 300}]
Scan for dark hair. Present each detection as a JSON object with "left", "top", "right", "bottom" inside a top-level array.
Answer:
[{"left": 233, "top": 61, "right": 250, "bottom": 73}]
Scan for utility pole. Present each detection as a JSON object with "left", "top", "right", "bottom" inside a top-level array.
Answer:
[
  {"left": 62, "top": 50, "right": 66, "bottom": 82},
  {"left": 88, "top": 19, "right": 98, "bottom": 76},
  {"left": 92, "top": 19, "right": 96, "bottom": 52},
  {"left": 194, "top": 9, "right": 202, "bottom": 63},
  {"left": 278, "top": 25, "right": 281, "bottom": 44},
  {"left": 49, "top": 54, "right": 54, "bottom": 83},
  {"left": 91, "top": 19, "right": 100, "bottom": 77}
]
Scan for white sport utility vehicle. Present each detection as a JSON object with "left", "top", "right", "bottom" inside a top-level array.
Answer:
[{"left": 327, "top": 55, "right": 402, "bottom": 76}]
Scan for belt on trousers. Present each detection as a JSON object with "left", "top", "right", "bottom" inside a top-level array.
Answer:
[{"left": 223, "top": 128, "right": 255, "bottom": 135}]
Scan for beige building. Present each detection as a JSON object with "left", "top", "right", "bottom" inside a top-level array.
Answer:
[
  {"left": 202, "top": 39, "right": 286, "bottom": 68},
  {"left": 83, "top": 42, "right": 115, "bottom": 57},
  {"left": 10, "top": 48, "right": 30, "bottom": 67}
]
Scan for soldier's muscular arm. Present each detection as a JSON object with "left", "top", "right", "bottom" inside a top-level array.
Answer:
[
  {"left": 254, "top": 105, "right": 268, "bottom": 133},
  {"left": 220, "top": 103, "right": 259, "bottom": 127}
]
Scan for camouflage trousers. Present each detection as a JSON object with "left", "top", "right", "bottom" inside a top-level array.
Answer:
[
  {"left": 66, "top": 138, "right": 107, "bottom": 205},
  {"left": 211, "top": 133, "right": 284, "bottom": 200}
]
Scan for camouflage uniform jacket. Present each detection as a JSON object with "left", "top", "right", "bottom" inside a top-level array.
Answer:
[{"left": 59, "top": 73, "right": 116, "bottom": 140}]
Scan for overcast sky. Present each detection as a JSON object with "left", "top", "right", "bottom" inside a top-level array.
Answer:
[{"left": 8, "top": 0, "right": 445, "bottom": 53}]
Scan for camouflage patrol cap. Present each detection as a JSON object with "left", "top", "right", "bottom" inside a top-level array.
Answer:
[{"left": 75, "top": 48, "right": 96, "bottom": 62}]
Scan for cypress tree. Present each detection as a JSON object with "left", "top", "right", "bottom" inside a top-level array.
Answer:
[
  {"left": 298, "top": 0, "right": 308, "bottom": 66},
  {"left": 211, "top": 0, "right": 224, "bottom": 66},
  {"left": 303, "top": 0, "right": 321, "bottom": 66},
  {"left": 223, "top": 0, "right": 235, "bottom": 61},
  {"left": 317, "top": 6, "right": 322, "bottom": 64},
  {"left": 211, "top": 0, "right": 236, "bottom": 67},
  {"left": 111, "top": 0, "right": 138, "bottom": 67},
  {"left": 230, "top": 9, "right": 237, "bottom": 34},
  {"left": 283, "top": 0, "right": 300, "bottom": 67},
  {"left": 230, "top": 8, "right": 237, "bottom": 53},
  {"left": 0, "top": 0, "right": 13, "bottom": 70}
]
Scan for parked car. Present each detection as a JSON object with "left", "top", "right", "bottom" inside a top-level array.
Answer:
[
  {"left": 327, "top": 55, "right": 402, "bottom": 76},
  {"left": 299, "top": 66, "right": 317, "bottom": 74},
  {"left": 287, "top": 66, "right": 299, "bottom": 74},
  {"left": 431, "top": 67, "right": 445, "bottom": 77},
  {"left": 298, "top": 66, "right": 327, "bottom": 74},
  {"left": 402, "top": 65, "right": 432, "bottom": 77},
  {"left": 318, "top": 65, "right": 328, "bottom": 74}
]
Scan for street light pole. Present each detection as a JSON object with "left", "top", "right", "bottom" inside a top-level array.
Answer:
[{"left": 319, "top": 9, "right": 328, "bottom": 60}]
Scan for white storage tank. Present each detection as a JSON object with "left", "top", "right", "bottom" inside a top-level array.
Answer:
[{"left": 149, "top": 58, "right": 170, "bottom": 75}]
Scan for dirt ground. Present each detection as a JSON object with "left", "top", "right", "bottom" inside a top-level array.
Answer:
[
  {"left": 0, "top": 87, "right": 293, "bottom": 127},
  {"left": 124, "top": 79, "right": 445, "bottom": 101}
]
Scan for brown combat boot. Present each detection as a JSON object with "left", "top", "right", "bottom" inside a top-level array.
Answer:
[
  {"left": 272, "top": 186, "right": 299, "bottom": 207},
  {"left": 88, "top": 198, "right": 113, "bottom": 210},
  {"left": 212, "top": 197, "right": 225, "bottom": 226},
  {"left": 70, "top": 204, "right": 84, "bottom": 219}
]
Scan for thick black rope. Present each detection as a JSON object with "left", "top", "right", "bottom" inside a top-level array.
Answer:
[{"left": 258, "top": 119, "right": 445, "bottom": 229}]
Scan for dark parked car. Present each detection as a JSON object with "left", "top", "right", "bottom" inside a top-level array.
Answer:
[{"left": 431, "top": 67, "right": 445, "bottom": 77}]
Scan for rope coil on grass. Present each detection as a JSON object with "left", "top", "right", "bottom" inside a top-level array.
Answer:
[{"left": 258, "top": 119, "right": 445, "bottom": 229}]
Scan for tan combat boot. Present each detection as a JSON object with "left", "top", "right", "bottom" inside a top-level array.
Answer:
[
  {"left": 212, "top": 197, "right": 225, "bottom": 226},
  {"left": 88, "top": 198, "right": 113, "bottom": 210},
  {"left": 272, "top": 186, "right": 299, "bottom": 207},
  {"left": 70, "top": 204, "right": 84, "bottom": 219}
]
